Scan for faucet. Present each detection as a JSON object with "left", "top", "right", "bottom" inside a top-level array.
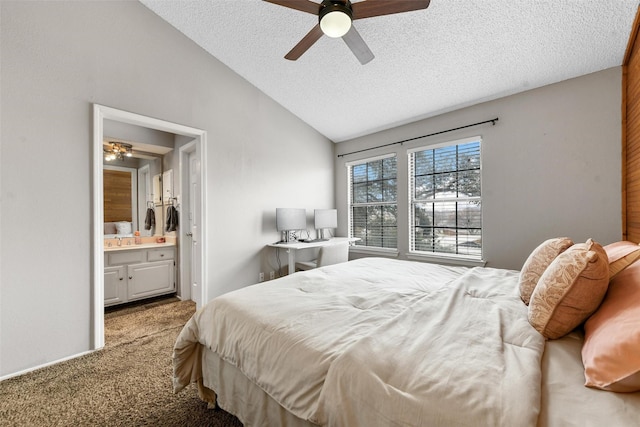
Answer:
[{"left": 117, "top": 237, "right": 122, "bottom": 246}]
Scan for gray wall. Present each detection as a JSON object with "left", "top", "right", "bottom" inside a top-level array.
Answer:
[
  {"left": 104, "top": 120, "right": 175, "bottom": 149},
  {"left": 1, "top": 1, "right": 333, "bottom": 377},
  {"left": 336, "top": 68, "right": 622, "bottom": 271}
]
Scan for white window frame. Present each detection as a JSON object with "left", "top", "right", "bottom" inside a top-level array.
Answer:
[
  {"left": 408, "top": 136, "right": 483, "bottom": 263},
  {"left": 346, "top": 153, "right": 398, "bottom": 253}
]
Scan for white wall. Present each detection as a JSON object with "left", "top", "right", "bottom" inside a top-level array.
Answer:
[
  {"left": 0, "top": 1, "right": 333, "bottom": 378},
  {"left": 336, "top": 68, "right": 622, "bottom": 271}
]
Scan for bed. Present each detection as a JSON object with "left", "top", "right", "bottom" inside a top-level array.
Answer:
[{"left": 172, "top": 253, "right": 640, "bottom": 427}]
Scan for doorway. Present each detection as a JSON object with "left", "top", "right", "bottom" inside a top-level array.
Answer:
[{"left": 92, "top": 104, "right": 207, "bottom": 350}]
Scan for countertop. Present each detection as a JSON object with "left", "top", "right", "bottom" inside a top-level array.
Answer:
[{"left": 104, "top": 242, "right": 176, "bottom": 252}]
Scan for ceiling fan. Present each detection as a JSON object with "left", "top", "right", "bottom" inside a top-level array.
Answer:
[{"left": 264, "top": 0, "right": 431, "bottom": 65}]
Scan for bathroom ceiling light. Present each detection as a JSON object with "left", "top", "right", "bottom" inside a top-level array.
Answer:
[{"left": 104, "top": 141, "right": 133, "bottom": 161}]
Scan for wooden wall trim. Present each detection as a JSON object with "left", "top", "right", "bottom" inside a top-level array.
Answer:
[
  {"left": 625, "top": 8, "right": 640, "bottom": 66},
  {"left": 623, "top": 63, "right": 628, "bottom": 240},
  {"left": 624, "top": 5, "right": 640, "bottom": 242}
]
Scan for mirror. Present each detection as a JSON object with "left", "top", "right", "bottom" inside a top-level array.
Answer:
[
  {"left": 102, "top": 120, "right": 176, "bottom": 239},
  {"left": 103, "top": 154, "right": 163, "bottom": 238},
  {"left": 103, "top": 165, "right": 137, "bottom": 236}
]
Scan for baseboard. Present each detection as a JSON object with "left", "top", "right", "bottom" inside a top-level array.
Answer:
[{"left": 0, "top": 349, "right": 95, "bottom": 382}]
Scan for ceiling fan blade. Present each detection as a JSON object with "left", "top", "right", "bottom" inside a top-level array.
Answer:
[
  {"left": 285, "top": 24, "right": 324, "bottom": 61},
  {"left": 352, "top": 0, "right": 430, "bottom": 20},
  {"left": 263, "top": 0, "right": 320, "bottom": 15},
  {"left": 342, "top": 26, "right": 374, "bottom": 65}
]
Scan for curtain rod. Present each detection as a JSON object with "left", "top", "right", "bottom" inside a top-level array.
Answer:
[{"left": 337, "top": 117, "right": 499, "bottom": 158}]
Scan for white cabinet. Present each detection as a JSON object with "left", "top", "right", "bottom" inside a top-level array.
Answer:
[
  {"left": 128, "top": 261, "right": 175, "bottom": 301},
  {"left": 104, "top": 266, "right": 126, "bottom": 306},
  {"left": 104, "top": 246, "right": 176, "bottom": 307}
]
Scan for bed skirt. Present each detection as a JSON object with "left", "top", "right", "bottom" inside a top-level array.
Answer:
[{"left": 200, "top": 346, "right": 317, "bottom": 427}]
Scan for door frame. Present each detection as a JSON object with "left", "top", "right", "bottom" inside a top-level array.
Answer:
[
  {"left": 179, "top": 141, "right": 197, "bottom": 302},
  {"left": 92, "top": 104, "right": 207, "bottom": 350}
]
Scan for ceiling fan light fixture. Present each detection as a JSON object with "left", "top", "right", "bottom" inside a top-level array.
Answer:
[
  {"left": 104, "top": 141, "right": 133, "bottom": 161},
  {"left": 319, "top": 1, "right": 352, "bottom": 38}
]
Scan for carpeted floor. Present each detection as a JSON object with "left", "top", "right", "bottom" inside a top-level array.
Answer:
[{"left": 0, "top": 298, "right": 243, "bottom": 426}]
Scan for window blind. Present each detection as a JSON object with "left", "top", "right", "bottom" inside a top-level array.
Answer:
[
  {"left": 348, "top": 155, "right": 398, "bottom": 249},
  {"left": 409, "top": 138, "right": 482, "bottom": 258}
]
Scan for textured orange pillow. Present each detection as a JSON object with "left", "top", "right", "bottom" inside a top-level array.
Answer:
[
  {"left": 603, "top": 241, "right": 640, "bottom": 279},
  {"left": 528, "top": 239, "right": 609, "bottom": 339},
  {"left": 519, "top": 237, "right": 573, "bottom": 305},
  {"left": 583, "top": 261, "right": 640, "bottom": 392}
]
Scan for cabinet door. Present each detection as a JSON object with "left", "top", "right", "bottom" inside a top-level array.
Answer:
[
  {"left": 104, "top": 266, "right": 126, "bottom": 307},
  {"left": 127, "top": 260, "right": 175, "bottom": 301},
  {"left": 162, "top": 169, "right": 173, "bottom": 205},
  {"left": 153, "top": 174, "right": 162, "bottom": 205}
]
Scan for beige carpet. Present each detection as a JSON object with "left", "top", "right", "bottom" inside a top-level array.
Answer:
[{"left": 0, "top": 299, "right": 243, "bottom": 426}]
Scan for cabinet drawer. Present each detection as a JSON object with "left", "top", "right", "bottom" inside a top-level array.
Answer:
[
  {"left": 147, "top": 247, "right": 175, "bottom": 262},
  {"left": 106, "top": 250, "right": 144, "bottom": 266}
]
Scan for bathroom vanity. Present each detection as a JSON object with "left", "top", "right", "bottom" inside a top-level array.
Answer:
[{"left": 104, "top": 242, "right": 176, "bottom": 307}]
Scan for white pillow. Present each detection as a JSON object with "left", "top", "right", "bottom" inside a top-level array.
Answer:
[{"left": 115, "top": 221, "right": 132, "bottom": 235}]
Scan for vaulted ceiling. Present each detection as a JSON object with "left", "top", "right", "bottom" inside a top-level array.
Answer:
[{"left": 140, "top": 0, "right": 638, "bottom": 142}]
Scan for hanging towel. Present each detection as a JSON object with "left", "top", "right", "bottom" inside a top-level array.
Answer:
[
  {"left": 166, "top": 205, "right": 179, "bottom": 232},
  {"left": 144, "top": 207, "right": 156, "bottom": 230}
]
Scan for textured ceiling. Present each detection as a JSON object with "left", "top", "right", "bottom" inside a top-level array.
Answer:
[{"left": 139, "top": 0, "right": 637, "bottom": 142}]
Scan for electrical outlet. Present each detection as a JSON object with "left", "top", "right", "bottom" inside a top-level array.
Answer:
[
  {"left": 269, "top": 271, "right": 275, "bottom": 280},
  {"left": 259, "top": 272, "right": 264, "bottom": 282}
]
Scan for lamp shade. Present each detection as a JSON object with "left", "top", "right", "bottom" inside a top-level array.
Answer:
[
  {"left": 276, "top": 208, "right": 307, "bottom": 231},
  {"left": 314, "top": 209, "right": 338, "bottom": 229}
]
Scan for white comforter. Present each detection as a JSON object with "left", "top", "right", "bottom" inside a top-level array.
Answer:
[{"left": 174, "top": 258, "right": 545, "bottom": 426}]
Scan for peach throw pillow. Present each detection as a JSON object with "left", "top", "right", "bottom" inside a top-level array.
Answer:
[
  {"left": 519, "top": 237, "right": 573, "bottom": 305},
  {"left": 528, "top": 239, "right": 609, "bottom": 339},
  {"left": 582, "top": 261, "right": 640, "bottom": 392},
  {"left": 603, "top": 241, "right": 640, "bottom": 279}
]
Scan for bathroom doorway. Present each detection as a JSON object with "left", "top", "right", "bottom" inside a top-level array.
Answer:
[{"left": 92, "top": 104, "right": 207, "bottom": 350}]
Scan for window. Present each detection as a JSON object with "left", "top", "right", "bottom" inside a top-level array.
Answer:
[
  {"left": 348, "top": 154, "right": 397, "bottom": 249},
  {"left": 409, "top": 137, "right": 482, "bottom": 259}
]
